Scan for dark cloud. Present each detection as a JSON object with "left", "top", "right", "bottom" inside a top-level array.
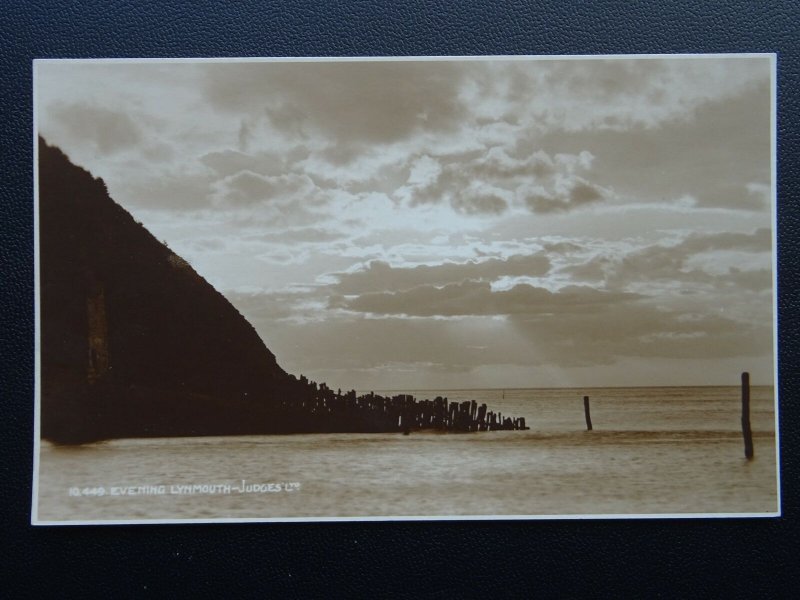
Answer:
[
  {"left": 621, "top": 229, "right": 772, "bottom": 288},
  {"left": 521, "top": 180, "right": 605, "bottom": 214},
  {"left": 562, "top": 229, "right": 772, "bottom": 289},
  {"left": 538, "top": 83, "right": 771, "bottom": 212},
  {"left": 50, "top": 102, "right": 142, "bottom": 153},
  {"left": 332, "top": 254, "right": 551, "bottom": 294},
  {"left": 213, "top": 171, "right": 317, "bottom": 207},
  {"left": 451, "top": 191, "right": 508, "bottom": 215},
  {"left": 570, "top": 182, "right": 603, "bottom": 204},
  {"left": 333, "top": 281, "right": 640, "bottom": 317},
  {"left": 202, "top": 61, "right": 468, "bottom": 146}
]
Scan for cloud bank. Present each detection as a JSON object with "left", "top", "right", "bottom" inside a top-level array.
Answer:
[{"left": 35, "top": 56, "right": 775, "bottom": 387}]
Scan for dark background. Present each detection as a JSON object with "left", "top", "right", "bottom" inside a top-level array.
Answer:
[{"left": 2, "top": 1, "right": 798, "bottom": 596}]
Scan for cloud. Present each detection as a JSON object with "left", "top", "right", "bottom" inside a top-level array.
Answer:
[
  {"left": 193, "top": 59, "right": 767, "bottom": 221},
  {"left": 201, "top": 61, "right": 468, "bottom": 147},
  {"left": 211, "top": 170, "right": 319, "bottom": 207},
  {"left": 695, "top": 182, "right": 771, "bottom": 211},
  {"left": 395, "top": 146, "right": 608, "bottom": 216},
  {"left": 474, "top": 147, "right": 561, "bottom": 179},
  {"left": 538, "top": 83, "right": 772, "bottom": 213},
  {"left": 331, "top": 253, "right": 551, "bottom": 294},
  {"left": 519, "top": 179, "right": 605, "bottom": 214},
  {"left": 200, "top": 148, "right": 305, "bottom": 179},
  {"left": 451, "top": 185, "right": 509, "bottom": 215},
  {"left": 562, "top": 229, "right": 772, "bottom": 290},
  {"left": 333, "top": 281, "right": 640, "bottom": 317},
  {"left": 48, "top": 102, "right": 142, "bottom": 154},
  {"left": 515, "top": 56, "right": 769, "bottom": 132}
]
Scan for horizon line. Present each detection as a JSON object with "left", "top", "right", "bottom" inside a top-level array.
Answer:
[{"left": 354, "top": 383, "right": 775, "bottom": 393}]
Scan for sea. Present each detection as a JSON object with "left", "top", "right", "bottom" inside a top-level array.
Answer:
[{"left": 34, "top": 386, "right": 778, "bottom": 523}]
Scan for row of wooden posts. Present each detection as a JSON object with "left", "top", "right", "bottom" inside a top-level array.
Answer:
[
  {"left": 276, "top": 375, "right": 529, "bottom": 433},
  {"left": 580, "top": 371, "right": 755, "bottom": 460}
]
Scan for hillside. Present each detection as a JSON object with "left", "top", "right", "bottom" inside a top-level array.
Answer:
[{"left": 39, "top": 138, "right": 296, "bottom": 443}]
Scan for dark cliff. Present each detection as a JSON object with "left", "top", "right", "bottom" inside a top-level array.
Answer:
[{"left": 39, "top": 138, "right": 295, "bottom": 443}]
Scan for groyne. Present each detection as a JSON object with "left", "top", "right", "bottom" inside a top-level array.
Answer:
[{"left": 273, "top": 375, "right": 529, "bottom": 434}]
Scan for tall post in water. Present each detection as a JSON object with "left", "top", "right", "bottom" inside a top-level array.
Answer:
[
  {"left": 741, "top": 372, "right": 754, "bottom": 460},
  {"left": 583, "top": 396, "right": 593, "bottom": 431}
]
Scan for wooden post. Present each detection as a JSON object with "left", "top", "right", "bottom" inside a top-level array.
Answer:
[
  {"left": 583, "top": 396, "right": 593, "bottom": 431},
  {"left": 477, "top": 404, "right": 487, "bottom": 431},
  {"left": 741, "top": 372, "right": 754, "bottom": 460}
]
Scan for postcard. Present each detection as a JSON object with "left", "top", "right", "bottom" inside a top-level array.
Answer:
[{"left": 32, "top": 55, "right": 779, "bottom": 524}]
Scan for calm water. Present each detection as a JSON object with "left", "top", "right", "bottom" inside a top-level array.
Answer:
[{"left": 35, "top": 386, "right": 778, "bottom": 522}]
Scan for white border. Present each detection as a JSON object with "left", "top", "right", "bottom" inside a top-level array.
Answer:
[
  {"left": 770, "top": 52, "right": 782, "bottom": 517},
  {"left": 33, "top": 53, "right": 776, "bottom": 64},
  {"left": 31, "top": 53, "right": 781, "bottom": 526},
  {"left": 32, "top": 58, "right": 42, "bottom": 525},
  {"left": 33, "top": 511, "right": 779, "bottom": 527}
]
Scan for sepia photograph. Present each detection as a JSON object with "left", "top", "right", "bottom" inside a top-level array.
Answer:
[{"left": 32, "top": 55, "right": 778, "bottom": 524}]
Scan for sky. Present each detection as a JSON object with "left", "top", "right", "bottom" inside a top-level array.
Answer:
[{"left": 35, "top": 56, "right": 776, "bottom": 390}]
